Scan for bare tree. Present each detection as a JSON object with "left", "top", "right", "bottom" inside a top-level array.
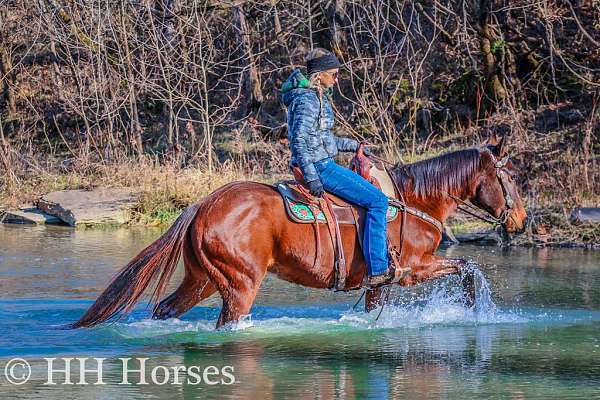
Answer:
[{"left": 0, "top": 0, "right": 597, "bottom": 206}]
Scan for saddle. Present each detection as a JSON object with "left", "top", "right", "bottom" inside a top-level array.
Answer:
[{"left": 275, "top": 144, "right": 405, "bottom": 291}]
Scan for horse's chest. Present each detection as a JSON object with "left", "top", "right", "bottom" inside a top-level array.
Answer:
[{"left": 398, "top": 218, "right": 441, "bottom": 261}]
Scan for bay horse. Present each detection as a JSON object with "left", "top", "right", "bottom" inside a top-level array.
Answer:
[{"left": 71, "top": 136, "right": 527, "bottom": 329}]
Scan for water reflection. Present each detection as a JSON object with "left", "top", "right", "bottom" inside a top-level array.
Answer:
[
  {"left": 1, "top": 225, "right": 600, "bottom": 399},
  {"left": 4, "top": 318, "right": 599, "bottom": 399},
  {"left": 0, "top": 225, "right": 167, "bottom": 298}
]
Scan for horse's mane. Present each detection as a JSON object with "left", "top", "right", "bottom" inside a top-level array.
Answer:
[{"left": 392, "top": 148, "right": 482, "bottom": 199}]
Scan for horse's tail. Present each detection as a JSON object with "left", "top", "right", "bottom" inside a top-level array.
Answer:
[{"left": 69, "top": 203, "right": 202, "bottom": 329}]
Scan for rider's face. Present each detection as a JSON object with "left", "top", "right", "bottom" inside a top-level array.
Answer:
[{"left": 319, "top": 68, "right": 339, "bottom": 88}]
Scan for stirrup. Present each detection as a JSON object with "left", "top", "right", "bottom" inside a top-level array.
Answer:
[{"left": 362, "top": 266, "right": 395, "bottom": 289}]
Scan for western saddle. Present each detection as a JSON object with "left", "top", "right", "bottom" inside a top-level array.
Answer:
[{"left": 274, "top": 144, "right": 412, "bottom": 291}]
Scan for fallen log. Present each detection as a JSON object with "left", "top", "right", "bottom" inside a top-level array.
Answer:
[{"left": 570, "top": 207, "right": 600, "bottom": 224}]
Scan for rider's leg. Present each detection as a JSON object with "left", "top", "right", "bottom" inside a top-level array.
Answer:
[{"left": 314, "top": 158, "right": 389, "bottom": 277}]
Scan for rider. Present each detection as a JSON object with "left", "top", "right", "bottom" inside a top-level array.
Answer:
[{"left": 280, "top": 47, "right": 395, "bottom": 287}]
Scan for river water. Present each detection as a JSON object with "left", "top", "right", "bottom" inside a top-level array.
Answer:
[{"left": 0, "top": 224, "right": 599, "bottom": 399}]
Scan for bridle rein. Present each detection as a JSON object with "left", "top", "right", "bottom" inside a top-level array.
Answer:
[{"left": 448, "top": 150, "right": 515, "bottom": 227}]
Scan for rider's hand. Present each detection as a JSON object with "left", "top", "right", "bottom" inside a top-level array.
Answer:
[
  {"left": 359, "top": 141, "right": 373, "bottom": 157},
  {"left": 308, "top": 179, "right": 324, "bottom": 198}
]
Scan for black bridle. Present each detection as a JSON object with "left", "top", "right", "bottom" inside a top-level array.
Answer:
[{"left": 449, "top": 152, "right": 514, "bottom": 227}]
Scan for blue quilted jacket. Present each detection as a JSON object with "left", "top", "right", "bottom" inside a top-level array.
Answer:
[{"left": 281, "top": 69, "right": 358, "bottom": 183}]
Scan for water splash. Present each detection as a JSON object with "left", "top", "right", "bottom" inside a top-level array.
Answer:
[
  {"left": 343, "top": 262, "right": 525, "bottom": 329},
  {"left": 108, "top": 263, "right": 529, "bottom": 340},
  {"left": 463, "top": 262, "right": 497, "bottom": 315},
  {"left": 114, "top": 318, "right": 216, "bottom": 339}
]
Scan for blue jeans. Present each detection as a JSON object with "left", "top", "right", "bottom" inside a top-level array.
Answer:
[{"left": 313, "top": 157, "right": 389, "bottom": 276}]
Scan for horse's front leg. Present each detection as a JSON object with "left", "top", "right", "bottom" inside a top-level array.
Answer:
[
  {"left": 365, "top": 287, "right": 384, "bottom": 312},
  {"left": 401, "top": 255, "right": 475, "bottom": 308}
]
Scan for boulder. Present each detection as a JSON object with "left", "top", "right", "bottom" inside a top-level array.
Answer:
[
  {"left": 1, "top": 207, "right": 62, "bottom": 225},
  {"left": 36, "top": 187, "right": 141, "bottom": 226}
]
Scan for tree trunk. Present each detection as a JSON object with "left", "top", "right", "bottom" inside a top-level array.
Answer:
[
  {"left": 330, "top": 0, "right": 348, "bottom": 57},
  {"left": 154, "top": 0, "right": 178, "bottom": 48},
  {"left": 0, "top": 8, "right": 16, "bottom": 118},
  {"left": 233, "top": 5, "right": 263, "bottom": 117},
  {"left": 476, "top": 0, "right": 506, "bottom": 107},
  {"left": 120, "top": 3, "right": 143, "bottom": 157},
  {"left": 0, "top": 46, "right": 16, "bottom": 117},
  {"left": 154, "top": 0, "right": 182, "bottom": 152},
  {"left": 271, "top": 0, "right": 282, "bottom": 40}
]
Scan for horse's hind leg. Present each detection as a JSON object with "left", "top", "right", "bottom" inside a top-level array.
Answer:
[
  {"left": 217, "top": 283, "right": 263, "bottom": 329},
  {"left": 153, "top": 236, "right": 216, "bottom": 320},
  {"left": 200, "top": 247, "right": 268, "bottom": 329},
  {"left": 214, "top": 259, "right": 267, "bottom": 328},
  {"left": 153, "top": 277, "right": 216, "bottom": 319}
]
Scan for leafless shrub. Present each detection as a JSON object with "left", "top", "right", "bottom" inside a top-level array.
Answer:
[{"left": 0, "top": 0, "right": 598, "bottom": 208}]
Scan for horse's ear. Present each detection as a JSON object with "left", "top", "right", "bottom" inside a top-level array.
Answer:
[{"left": 486, "top": 133, "right": 499, "bottom": 146}]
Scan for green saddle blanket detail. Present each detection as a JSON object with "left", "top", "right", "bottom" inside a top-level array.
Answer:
[
  {"left": 286, "top": 198, "right": 398, "bottom": 223},
  {"left": 288, "top": 200, "right": 326, "bottom": 222}
]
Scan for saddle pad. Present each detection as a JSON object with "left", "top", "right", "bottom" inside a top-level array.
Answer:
[
  {"left": 288, "top": 199, "right": 326, "bottom": 222},
  {"left": 282, "top": 196, "right": 399, "bottom": 224}
]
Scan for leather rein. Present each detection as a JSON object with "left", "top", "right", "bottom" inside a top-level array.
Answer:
[
  {"left": 448, "top": 152, "right": 514, "bottom": 227},
  {"left": 382, "top": 150, "right": 514, "bottom": 231}
]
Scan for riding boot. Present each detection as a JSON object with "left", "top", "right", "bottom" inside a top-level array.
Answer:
[
  {"left": 362, "top": 263, "right": 395, "bottom": 288},
  {"left": 362, "top": 246, "right": 404, "bottom": 288}
]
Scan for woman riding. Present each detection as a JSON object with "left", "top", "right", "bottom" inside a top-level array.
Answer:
[{"left": 280, "top": 48, "right": 396, "bottom": 288}]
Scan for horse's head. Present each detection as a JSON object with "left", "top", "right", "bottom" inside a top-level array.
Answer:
[{"left": 471, "top": 135, "right": 528, "bottom": 234}]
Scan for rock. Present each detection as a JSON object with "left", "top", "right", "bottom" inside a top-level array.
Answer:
[
  {"left": 441, "top": 225, "right": 459, "bottom": 244},
  {"left": 445, "top": 218, "right": 502, "bottom": 245},
  {"left": 453, "top": 229, "right": 502, "bottom": 244},
  {"left": 570, "top": 207, "right": 600, "bottom": 224},
  {"left": 1, "top": 207, "right": 62, "bottom": 225},
  {"left": 36, "top": 188, "right": 141, "bottom": 226}
]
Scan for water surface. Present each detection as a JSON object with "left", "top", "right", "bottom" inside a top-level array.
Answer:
[{"left": 1, "top": 224, "right": 599, "bottom": 399}]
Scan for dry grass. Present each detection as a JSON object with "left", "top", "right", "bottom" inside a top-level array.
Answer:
[
  {"left": 1, "top": 125, "right": 597, "bottom": 247},
  {"left": 125, "top": 160, "right": 290, "bottom": 225},
  {"left": 512, "top": 207, "right": 600, "bottom": 248},
  {"left": 0, "top": 155, "right": 291, "bottom": 226}
]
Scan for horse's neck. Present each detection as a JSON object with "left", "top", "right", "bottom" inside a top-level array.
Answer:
[
  {"left": 403, "top": 193, "right": 457, "bottom": 224},
  {"left": 394, "top": 170, "right": 475, "bottom": 224}
]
